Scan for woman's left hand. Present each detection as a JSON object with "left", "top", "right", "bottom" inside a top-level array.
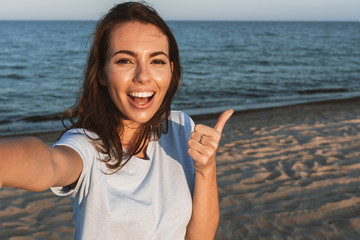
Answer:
[{"left": 187, "top": 109, "right": 234, "bottom": 171}]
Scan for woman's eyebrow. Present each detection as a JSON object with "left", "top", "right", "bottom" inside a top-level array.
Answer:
[
  {"left": 112, "top": 50, "right": 136, "bottom": 57},
  {"left": 150, "top": 51, "right": 169, "bottom": 58},
  {"left": 112, "top": 50, "right": 169, "bottom": 59}
]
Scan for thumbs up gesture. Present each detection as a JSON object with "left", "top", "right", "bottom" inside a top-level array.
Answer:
[{"left": 188, "top": 109, "right": 234, "bottom": 171}]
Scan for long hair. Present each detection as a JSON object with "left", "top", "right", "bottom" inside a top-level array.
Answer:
[{"left": 62, "top": 1, "right": 181, "bottom": 171}]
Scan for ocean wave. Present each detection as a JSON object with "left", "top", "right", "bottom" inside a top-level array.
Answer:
[
  {"left": 22, "top": 113, "right": 63, "bottom": 123},
  {"left": 297, "top": 88, "right": 350, "bottom": 95},
  {"left": 0, "top": 119, "right": 12, "bottom": 125},
  {"left": 0, "top": 73, "right": 26, "bottom": 80},
  {"left": 0, "top": 65, "right": 26, "bottom": 70},
  {"left": 0, "top": 21, "right": 359, "bottom": 136}
]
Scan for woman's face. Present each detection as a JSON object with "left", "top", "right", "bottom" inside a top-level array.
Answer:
[{"left": 102, "top": 21, "right": 172, "bottom": 126}]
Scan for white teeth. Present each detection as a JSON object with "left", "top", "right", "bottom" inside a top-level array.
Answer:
[{"left": 129, "top": 92, "right": 154, "bottom": 98}]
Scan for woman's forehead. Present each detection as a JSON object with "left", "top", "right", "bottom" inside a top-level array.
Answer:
[{"left": 109, "top": 22, "right": 168, "bottom": 51}]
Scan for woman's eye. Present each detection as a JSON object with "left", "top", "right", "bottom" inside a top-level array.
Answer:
[
  {"left": 116, "top": 58, "right": 132, "bottom": 64},
  {"left": 151, "top": 59, "right": 166, "bottom": 65}
]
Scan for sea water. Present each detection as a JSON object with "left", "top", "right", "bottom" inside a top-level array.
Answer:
[{"left": 0, "top": 21, "right": 359, "bottom": 135}]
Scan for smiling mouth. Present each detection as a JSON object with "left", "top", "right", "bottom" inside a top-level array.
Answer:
[{"left": 127, "top": 92, "right": 155, "bottom": 105}]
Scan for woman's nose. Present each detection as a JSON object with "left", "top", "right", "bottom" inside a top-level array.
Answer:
[{"left": 133, "top": 62, "right": 150, "bottom": 84}]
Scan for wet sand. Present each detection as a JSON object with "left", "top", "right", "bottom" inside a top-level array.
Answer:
[{"left": 1, "top": 98, "right": 360, "bottom": 239}]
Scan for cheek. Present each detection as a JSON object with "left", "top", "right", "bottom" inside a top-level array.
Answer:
[
  {"left": 164, "top": 75, "right": 172, "bottom": 90},
  {"left": 161, "top": 71, "right": 172, "bottom": 90},
  {"left": 159, "top": 80, "right": 171, "bottom": 100},
  {"left": 105, "top": 69, "right": 131, "bottom": 90},
  {"left": 164, "top": 72, "right": 175, "bottom": 94}
]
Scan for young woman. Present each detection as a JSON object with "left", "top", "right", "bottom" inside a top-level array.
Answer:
[{"left": 0, "top": 2, "right": 233, "bottom": 239}]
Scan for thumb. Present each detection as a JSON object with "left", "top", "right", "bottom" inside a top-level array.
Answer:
[{"left": 214, "top": 109, "right": 234, "bottom": 133}]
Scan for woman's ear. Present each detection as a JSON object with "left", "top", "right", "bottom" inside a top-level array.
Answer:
[
  {"left": 99, "top": 77, "right": 107, "bottom": 86},
  {"left": 98, "top": 71, "right": 107, "bottom": 86},
  {"left": 171, "top": 61, "right": 174, "bottom": 72}
]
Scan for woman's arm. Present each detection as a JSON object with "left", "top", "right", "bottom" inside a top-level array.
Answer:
[
  {"left": 0, "top": 137, "right": 82, "bottom": 192},
  {"left": 186, "top": 109, "right": 233, "bottom": 240}
]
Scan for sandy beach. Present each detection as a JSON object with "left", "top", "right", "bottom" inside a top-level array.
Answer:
[{"left": 1, "top": 98, "right": 360, "bottom": 239}]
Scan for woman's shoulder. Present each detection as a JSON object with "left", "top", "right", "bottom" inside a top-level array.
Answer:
[
  {"left": 60, "top": 128, "right": 99, "bottom": 140},
  {"left": 169, "top": 110, "right": 193, "bottom": 126},
  {"left": 55, "top": 128, "right": 100, "bottom": 151},
  {"left": 167, "top": 111, "right": 194, "bottom": 137}
]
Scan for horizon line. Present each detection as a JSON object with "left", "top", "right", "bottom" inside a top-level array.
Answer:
[{"left": 0, "top": 19, "right": 358, "bottom": 22}]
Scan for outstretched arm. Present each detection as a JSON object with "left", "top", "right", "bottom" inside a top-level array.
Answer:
[
  {"left": 186, "top": 109, "right": 234, "bottom": 240},
  {"left": 0, "top": 137, "right": 82, "bottom": 192}
]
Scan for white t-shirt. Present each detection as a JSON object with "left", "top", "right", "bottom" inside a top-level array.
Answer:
[{"left": 51, "top": 111, "right": 195, "bottom": 240}]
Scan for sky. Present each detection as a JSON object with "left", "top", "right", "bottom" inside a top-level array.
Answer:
[{"left": 0, "top": 0, "right": 359, "bottom": 21}]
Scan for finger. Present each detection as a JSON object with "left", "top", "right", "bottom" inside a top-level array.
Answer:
[
  {"left": 190, "top": 131, "right": 204, "bottom": 143},
  {"left": 189, "top": 133, "right": 218, "bottom": 150},
  {"left": 191, "top": 126, "right": 221, "bottom": 149},
  {"left": 188, "top": 138, "right": 215, "bottom": 158},
  {"left": 188, "top": 148, "right": 207, "bottom": 167},
  {"left": 214, "top": 109, "right": 234, "bottom": 133},
  {"left": 193, "top": 124, "right": 219, "bottom": 139}
]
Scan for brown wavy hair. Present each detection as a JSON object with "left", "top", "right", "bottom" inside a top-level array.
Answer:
[{"left": 62, "top": 1, "right": 181, "bottom": 171}]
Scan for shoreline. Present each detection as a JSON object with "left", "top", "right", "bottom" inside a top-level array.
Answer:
[
  {"left": 191, "top": 95, "right": 360, "bottom": 121},
  {"left": 3, "top": 95, "right": 360, "bottom": 141},
  {"left": 2, "top": 93, "right": 360, "bottom": 138}
]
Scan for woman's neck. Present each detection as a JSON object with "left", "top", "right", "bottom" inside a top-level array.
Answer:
[{"left": 121, "top": 121, "right": 149, "bottom": 160}]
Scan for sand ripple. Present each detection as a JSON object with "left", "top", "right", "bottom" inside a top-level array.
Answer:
[{"left": 215, "top": 100, "right": 360, "bottom": 239}]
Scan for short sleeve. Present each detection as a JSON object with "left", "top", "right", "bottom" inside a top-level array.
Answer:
[
  {"left": 169, "top": 111, "right": 195, "bottom": 139},
  {"left": 184, "top": 112, "right": 195, "bottom": 138},
  {"left": 162, "top": 111, "right": 196, "bottom": 195},
  {"left": 50, "top": 129, "right": 99, "bottom": 204}
]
